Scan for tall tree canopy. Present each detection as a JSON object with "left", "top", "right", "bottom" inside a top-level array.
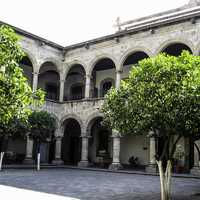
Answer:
[
  {"left": 0, "top": 25, "right": 44, "bottom": 126},
  {"left": 0, "top": 25, "right": 44, "bottom": 170},
  {"left": 102, "top": 51, "right": 200, "bottom": 200}
]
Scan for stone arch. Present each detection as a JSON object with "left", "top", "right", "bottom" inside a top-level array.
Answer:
[
  {"left": 119, "top": 47, "right": 152, "bottom": 71},
  {"left": 99, "top": 77, "right": 115, "bottom": 97},
  {"left": 64, "top": 61, "right": 86, "bottom": 101},
  {"left": 60, "top": 113, "right": 84, "bottom": 133},
  {"left": 156, "top": 38, "right": 195, "bottom": 56},
  {"left": 88, "top": 54, "right": 117, "bottom": 76},
  {"left": 64, "top": 60, "right": 87, "bottom": 80},
  {"left": 21, "top": 47, "right": 38, "bottom": 73},
  {"left": 38, "top": 57, "right": 62, "bottom": 74},
  {"left": 61, "top": 116, "right": 83, "bottom": 165},
  {"left": 85, "top": 111, "right": 104, "bottom": 136}
]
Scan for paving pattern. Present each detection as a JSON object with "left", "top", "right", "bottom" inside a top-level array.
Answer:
[{"left": 0, "top": 169, "right": 200, "bottom": 200}]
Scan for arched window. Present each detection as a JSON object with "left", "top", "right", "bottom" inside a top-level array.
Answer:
[
  {"left": 38, "top": 62, "right": 60, "bottom": 101},
  {"left": 91, "top": 58, "right": 116, "bottom": 98},
  {"left": 99, "top": 78, "right": 114, "bottom": 97},
  {"left": 64, "top": 64, "right": 85, "bottom": 101}
]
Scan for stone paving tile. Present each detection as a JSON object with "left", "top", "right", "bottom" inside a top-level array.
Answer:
[{"left": 0, "top": 169, "right": 200, "bottom": 200}]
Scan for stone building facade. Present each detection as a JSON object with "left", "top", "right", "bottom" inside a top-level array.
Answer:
[{"left": 1, "top": 0, "right": 200, "bottom": 174}]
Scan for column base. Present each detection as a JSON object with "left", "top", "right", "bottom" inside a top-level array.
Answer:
[
  {"left": 190, "top": 167, "right": 200, "bottom": 176},
  {"left": 52, "top": 159, "right": 64, "bottom": 165},
  {"left": 109, "top": 162, "right": 123, "bottom": 170},
  {"left": 23, "top": 158, "right": 34, "bottom": 165},
  {"left": 78, "top": 161, "right": 89, "bottom": 167},
  {"left": 145, "top": 164, "right": 157, "bottom": 173}
]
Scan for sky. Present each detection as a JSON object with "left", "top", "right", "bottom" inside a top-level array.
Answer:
[{"left": 0, "top": 0, "right": 189, "bottom": 46}]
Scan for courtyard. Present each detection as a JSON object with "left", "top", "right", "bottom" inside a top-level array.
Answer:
[{"left": 0, "top": 169, "right": 200, "bottom": 200}]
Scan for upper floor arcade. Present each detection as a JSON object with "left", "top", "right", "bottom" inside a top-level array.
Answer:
[
  {"left": 20, "top": 40, "right": 195, "bottom": 103},
  {"left": 12, "top": 2, "right": 200, "bottom": 104}
]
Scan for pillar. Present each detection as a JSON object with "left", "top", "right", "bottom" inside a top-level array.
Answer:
[
  {"left": 78, "top": 136, "right": 90, "bottom": 167},
  {"left": 115, "top": 70, "right": 122, "bottom": 89},
  {"left": 191, "top": 140, "right": 200, "bottom": 176},
  {"left": 32, "top": 72, "right": 39, "bottom": 91},
  {"left": 52, "top": 136, "right": 63, "bottom": 165},
  {"left": 146, "top": 136, "right": 157, "bottom": 173},
  {"left": 24, "top": 136, "right": 34, "bottom": 164},
  {"left": 109, "top": 130, "right": 122, "bottom": 170},
  {"left": 59, "top": 79, "right": 65, "bottom": 102},
  {"left": 85, "top": 74, "right": 91, "bottom": 98}
]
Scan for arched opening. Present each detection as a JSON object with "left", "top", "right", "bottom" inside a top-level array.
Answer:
[
  {"left": 99, "top": 78, "right": 114, "bottom": 97},
  {"left": 91, "top": 58, "right": 116, "bottom": 98},
  {"left": 161, "top": 43, "right": 192, "bottom": 56},
  {"left": 88, "top": 117, "right": 112, "bottom": 168},
  {"left": 19, "top": 55, "right": 33, "bottom": 87},
  {"left": 38, "top": 62, "right": 60, "bottom": 101},
  {"left": 61, "top": 118, "right": 81, "bottom": 165},
  {"left": 122, "top": 51, "right": 149, "bottom": 79},
  {"left": 33, "top": 134, "right": 55, "bottom": 164},
  {"left": 64, "top": 64, "right": 85, "bottom": 101}
]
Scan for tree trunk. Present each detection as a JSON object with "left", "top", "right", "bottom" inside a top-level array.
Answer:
[
  {"left": 157, "top": 160, "right": 172, "bottom": 200},
  {"left": 0, "top": 152, "right": 5, "bottom": 171},
  {"left": 37, "top": 153, "right": 40, "bottom": 171},
  {"left": 36, "top": 142, "right": 41, "bottom": 171}
]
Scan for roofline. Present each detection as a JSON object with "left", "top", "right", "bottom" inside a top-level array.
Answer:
[
  {"left": 64, "top": 5, "right": 200, "bottom": 51},
  {"left": 0, "top": 20, "right": 64, "bottom": 50},
  {"left": 1, "top": 4, "right": 200, "bottom": 52}
]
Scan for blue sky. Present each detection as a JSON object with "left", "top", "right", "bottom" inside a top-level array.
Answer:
[{"left": 0, "top": 0, "right": 189, "bottom": 46}]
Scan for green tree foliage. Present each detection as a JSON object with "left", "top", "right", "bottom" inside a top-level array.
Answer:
[
  {"left": 0, "top": 25, "right": 44, "bottom": 126},
  {"left": 102, "top": 51, "right": 200, "bottom": 200},
  {"left": 0, "top": 25, "right": 44, "bottom": 170},
  {"left": 28, "top": 111, "right": 56, "bottom": 152}
]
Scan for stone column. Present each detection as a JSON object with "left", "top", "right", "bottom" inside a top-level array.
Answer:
[
  {"left": 24, "top": 136, "right": 34, "bottom": 164},
  {"left": 32, "top": 72, "right": 39, "bottom": 91},
  {"left": 146, "top": 136, "right": 157, "bottom": 173},
  {"left": 115, "top": 70, "right": 122, "bottom": 89},
  {"left": 85, "top": 74, "right": 91, "bottom": 98},
  {"left": 59, "top": 79, "right": 65, "bottom": 102},
  {"left": 191, "top": 140, "right": 200, "bottom": 176},
  {"left": 52, "top": 136, "right": 63, "bottom": 165},
  {"left": 78, "top": 136, "right": 90, "bottom": 167},
  {"left": 109, "top": 130, "right": 122, "bottom": 170}
]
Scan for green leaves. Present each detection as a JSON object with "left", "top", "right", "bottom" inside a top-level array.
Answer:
[
  {"left": 102, "top": 51, "right": 200, "bottom": 139},
  {"left": 0, "top": 25, "right": 44, "bottom": 132},
  {"left": 28, "top": 111, "right": 56, "bottom": 142}
]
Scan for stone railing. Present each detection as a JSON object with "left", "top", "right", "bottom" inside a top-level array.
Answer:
[{"left": 41, "top": 98, "right": 104, "bottom": 121}]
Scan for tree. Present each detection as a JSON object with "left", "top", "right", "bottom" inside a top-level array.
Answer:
[
  {"left": 0, "top": 118, "right": 30, "bottom": 167},
  {"left": 28, "top": 111, "right": 56, "bottom": 170},
  {"left": 0, "top": 25, "right": 44, "bottom": 170},
  {"left": 102, "top": 51, "right": 200, "bottom": 200}
]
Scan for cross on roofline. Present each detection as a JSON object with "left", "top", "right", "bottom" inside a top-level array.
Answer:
[{"left": 113, "top": 17, "right": 122, "bottom": 32}]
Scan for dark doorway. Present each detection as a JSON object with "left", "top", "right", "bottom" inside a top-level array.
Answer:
[
  {"left": 62, "top": 119, "right": 81, "bottom": 165},
  {"left": 88, "top": 117, "right": 112, "bottom": 168}
]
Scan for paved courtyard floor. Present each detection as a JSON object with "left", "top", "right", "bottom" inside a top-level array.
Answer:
[{"left": 0, "top": 169, "right": 200, "bottom": 200}]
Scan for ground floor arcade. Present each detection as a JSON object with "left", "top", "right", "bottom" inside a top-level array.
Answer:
[{"left": 2, "top": 116, "right": 200, "bottom": 175}]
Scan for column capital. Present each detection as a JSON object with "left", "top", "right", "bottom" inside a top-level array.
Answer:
[
  {"left": 55, "top": 136, "right": 63, "bottom": 140},
  {"left": 32, "top": 72, "right": 39, "bottom": 75},
  {"left": 60, "top": 79, "right": 65, "bottom": 83},
  {"left": 85, "top": 74, "right": 92, "bottom": 79},
  {"left": 115, "top": 70, "right": 123, "bottom": 74},
  {"left": 80, "top": 135, "right": 91, "bottom": 139}
]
